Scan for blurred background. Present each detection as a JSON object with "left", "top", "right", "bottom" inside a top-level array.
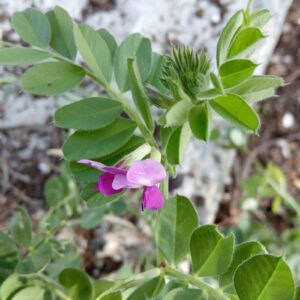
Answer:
[{"left": 0, "top": 0, "right": 300, "bottom": 284}]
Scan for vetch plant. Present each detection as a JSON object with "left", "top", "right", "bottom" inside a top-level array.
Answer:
[
  {"left": 78, "top": 159, "right": 166, "bottom": 210},
  {"left": 1, "top": 1, "right": 299, "bottom": 300}
]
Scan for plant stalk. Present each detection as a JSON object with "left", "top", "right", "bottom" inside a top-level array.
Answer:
[{"left": 164, "top": 267, "right": 230, "bottom": 300}]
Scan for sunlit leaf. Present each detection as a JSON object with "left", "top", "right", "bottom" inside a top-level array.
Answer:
[
  {"left": 216, "top": 10, "right": 243, "bottom": 66},
  {"left": 47, "top": 6, "right": 77, "bottom": 59},
  {"left": 227, "top": 27, "right": 265, "bottom": 59},
  {"left": 59, "top": 268, "right": 94, "bottom": 300},
  {"left": 234, "top": 255, "right": 295, "bottom": 300},
  {"left": 219, "top": 59, "right": 257, "bottom": 88},
  {"left": 166, "top": 99, "right": 193, "bottom": 127},
  {"left": 63, "top": 118, "right": 136, "bottom": 161},
  {"left": 97, "top": 28, "right": 118, "bottom": 58},
  {"left": 127, "top": 276, "right": 164, "bottom": 300},
  {"left": 21, "top": 62, "right": 85, "bottom": 95},
  {"left": 55, "top": 97, "right": 122, "bottom": 130},
  {"left": 128, "top": 57, "right": 154, "bottom": 131},
  {"left": 12, "top": 8, "right": 51, "bottom": 48},
  {"left": 0, "top": 47, "right": 50, "bottom": 65},
  {"left": 188, "top": 102, "right": 211, "bottom": 141},
  {"left": 114, "top": 33, "right": 152, "bottom": 92},
  {"left": 10, "top": 286, "right": 46, "bottom": 300},
  {"left": 220, "top": 241, "right": 266, "bottom": 293},
  {"left": 210, "top": 94, "right": 260, "bottom": 132},
  {"left": 156, "top": 195, "right": 199, "bottom": 265},
  {"left": 74, "top": 23, "right": 112, "bottom": 84},
  {"left": 190, "top": 225, "right": 234, "bottom": 276},
  {"left": 228, "top": 75, "right": 283, "bottom": 103},
  {"left": 166, "top": 122, "right": 191, "bottom": 165}
]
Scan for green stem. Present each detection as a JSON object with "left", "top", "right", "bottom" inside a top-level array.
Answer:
[
  {"left": 19, "top": 273, "right": 73, "bottom": 300},
  {"left": 246, "top": 0, "right": 253, "bottom": 12},
  {"left": 105, "top": 85, "right": 158, "bottom": 148},
  {"left": 42, "top": 192, "right": 76, "bottom": 226},
  {"left": 164, "top": 267, "right": 229, "bottom": 300},
  {"left": 49, "top": 51, "right": 158, "bottom": 149},
  {"left": 161, "top": 175, "right": 169, "bottom": 199}
]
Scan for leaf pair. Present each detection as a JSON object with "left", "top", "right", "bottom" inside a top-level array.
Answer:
[{"left": 155, "top": 196, "right": 296, "bottom": 300}]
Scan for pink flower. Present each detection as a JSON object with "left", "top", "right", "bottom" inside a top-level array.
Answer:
[{"left": 78, "top": 159, "right": 167, "bottom": 211}]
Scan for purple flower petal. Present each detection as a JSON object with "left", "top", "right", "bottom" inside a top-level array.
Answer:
[
  {"left": 97, "top": 173, "right": 123, "bottom": 195},
  {"left": 78, "top": 159, "right": 126, "bottom": 175},
  {"left": 112, "top": 174, "right": 128, "bottom": 190},
  {"left": 142, "top": 186, "right": 164, "bottom": 211},
  {"left": 112, "top": 174, "right": 142, "bottom": 190},
  {"left": 126, "top": 159, "right": 166, "bottom": 187}
]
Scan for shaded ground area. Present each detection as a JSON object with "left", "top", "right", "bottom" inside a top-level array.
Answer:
[{"left": 216, "top": 0, "right": 300, "bottom": 230}]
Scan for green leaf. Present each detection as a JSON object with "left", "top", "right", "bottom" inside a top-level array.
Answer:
[
  {"left": 127, "top": 57, "right": 154, "bottom": 131},
  {"left": 0, "top": 275, "right": 24, "bottom": 300},
  {"left": 79, "top": 207, "right": 105, "bottom": 229},
  {"left": 0, "top": 232, "right": 19, "bottom": 284},
  {"left": 210, "top": 94, "right": 260, "bottom": 132},
  {"left": 62, "top": 118, "right": 136, "bottom": 161},
  {"left": 227, "top": 27, "right": 265, "bottom": 59},
  {"left": 0, "top": 47, "right": 50, "bottom": 65},
  {"left": 155, "top": 195, "right": 199, "bottom": 265},
  {"left": 11, "top": 287, "right": 45, "bottom": 300},
  {"left": 157, "top": 280, "right": 188, "bottom": 299},
  {"left": 97, "top": 28, "right": 117, "bottom": 57},
  {"left": 188, "top": 103, "right": 211, "bottom": 141},
  {"left": 146, "top": 52, "right": 167, "bottom": 92},
  {"left": 166, "top": 122, "right": 191, "bottom": 165},
  {"left": 219, "top": 59, "right": 257, "bottom": 88},
  {"left": 210, "top": 72, "right": 224, "bottom": 93},
  {"left": 114, "top": 33, "right": 152, "bottom": 92},
  {"left": 94, "top": 280, "right": 120, "bottom": 300},
  {"left": 234, "top": 255, "right": 295, "bottom": 300},
  {"left": 10, "top": 207, "right": 32, "bottom": 248},
  {"left": 21, "top": 62, "right": 85, "bottom": 95},
  {"left": 96, "top": 293, "right": 120, "bottom": 300},
  {"left": 250, "top": 9, "right": 271, "bottom": 28},
  {"left": 160, "top": 126, "right": 173, "bottom": 152},
  {"left": 12, "top": 8, "right": 51, "bottom": 48},
  {"left": 44, "top": 175, "right": 69, "bottom": 207},
  {"left": 59, "top": 268, "right": 94, "bottom": 300},
  {"left": 190, "top": 225, "right": 234, "bottom": 276},
  {"left": 55, "top": 97, "right": 122, "bottom": 130},
  {"left": 69, "top": 136, "right": 144, "bottom": 183},
  {"left": 198, "top": 88, "right": 221, "bottom": 100},
  {"left": 94, "top": 279, "right": 113, "bottom": 295},
  {"left": 295, "top": 287, "right": 300, "bottom": 300},
  {"left": 69, "top": 162, "right": 100, "bottom": 183},
  {"left": 16, "top": 243, "right": 51, "bottom": 274},
  {"left": 127, "top": 276, "right": 165, "bottom": 300},
  {"left": 216, "top": 10, "right": 244, "bottom": 66},
  {"left": 228, "top": 75, "right": 283, "bottom": 103},
  {"left": 74, "top": 24, "right": 112, "bottom": 84},
  {"left": 46, "top": 6, "right": 77, "bottom": 59},
  {"left": 219, "top": 241, "right": 266, "bottom": 293},
  {"left": 47, "top": 252, "right": 81, "bottom": 281},
  {"left": 164, "top": 288, "right": 205, "bottom": 300},
  {"left": 82, "top": 184, "right": 127, "bottom": 208},
  {"left": 101, "top": 135, "right": 145, "bottom": 165},
  {"left": 166, "top": 99, "right": 193, "bottom": 127}
]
